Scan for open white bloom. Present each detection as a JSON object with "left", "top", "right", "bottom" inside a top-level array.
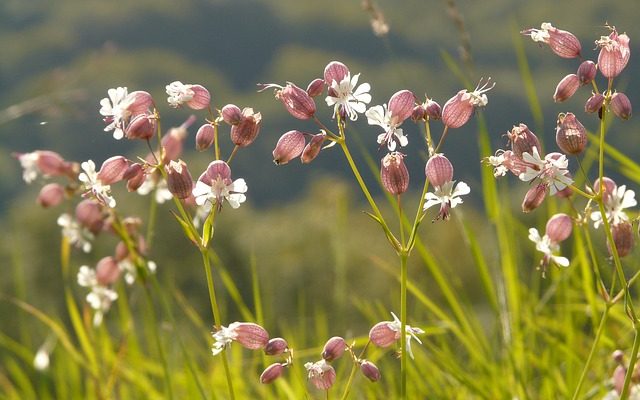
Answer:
[
  {"left": 424, "top": 181, "right": 470, "bottom": 221},
  {"left": 137, "top": 176, "right": 173, "bottom": 204},
  {"left": 18, "top": 152, "right": 40, "bottom": 183},
  {"left": 117, "top": 259, "right": 156, "bottom": 285},
  {"left": 211, "top": 322, "right": 241, "bottom": 356},
  {"left": 387, "top": 312, "right": 424, "bottom": 360},
  {"left": 366, "top": 104, "right": 408, "bottom": 151},
  {"left": 485, "top": 151, "right": 508, "bottom": 177},
  {"left": 590, "top": 185, "right": 637, "bottom": 229},
  {"left": 325, "top": 73, "right": 371, "bottom": 121},
  {"left": 528, "top": 228, "right": 569, "bottom": 267},
  {"left": 166, "top": 81, "right": 194, "bottom": 108},
  {"left": 528, "top": 22, "right": 553, "bottom": 43},
  {"left": 57, "top": 214, "right": 94, "bottom": 253},
  {"left": 519, "top": 148, "right": 573, "bottom": 195},
  {"left": 192, "top": 178, "right": 247, "bottom": 210},
  {"left": 99, "top": 87, "right": 135, "bottom": 140},
  {"left": 77, "top": 265, "right": 118, "bottom": 326},
  {"left": 79, "top": 160, "right": 116, "bottom": 208}
]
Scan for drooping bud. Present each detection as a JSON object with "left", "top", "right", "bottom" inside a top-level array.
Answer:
[
  {"left": 321, "top": 336, "right": 346, "bottom": 362},
  {"left": 585, "top": 92, "right": 605, "bottom": 114},
  {"left": 97, "top": 156, "right": 129, "bottom": 184},
  {"left": 200, "top": 160, "right": 231, "bottom": 185},
  {"left": 545, "top": 213, "right": 573, "bottom": 243},
  {"left": 301, "top": 133, "right": 326, "bottom": 164},
  {"left": 593, "top": 177, "right": 617, "bottom": 202},
  {"left": 232, "top": 322, "right": 269, "bottom": 350},
  {"left": 381, "top": 152, "right": 409, "bottom": 195},
  {"left": 165, "top": 160, "right": 193, "bottom": 199},
  {"left": 230, "top": 108, "right": 262, "bottom": 147},
  {"left": 273, "top": 130, "right": 306, "bottom": 165},
  {"left": 75, "top": 199, "right": 104, "bottom": 234},
  {"left": 323, "top": 61, "right": 349, "bottom": 86},
  {"left": 95, "top": 256, "right": 121, "bottom": 286},
  {"left": 188, "top": 85, "right": 211, "bottom": 110},
  {"left": 306, "top": 78, "right": 324, "bottom": 97},
  {"left": 125, "top": 113, "right": 156, "bottom": 140},
  {"left": 195, "top": 124, "right": 215, "bottom": 151},
  {"left": 277, "top": 83, "right": 316, "bottom": 120},
  {"left": 508, "top": 124, "right": 541, "bottom": 158},
  {"left": 522, "top": 23, "right": 581, "bottom": 58},
  {"left": 522, "top": 183, "right": 547, "bottom": 213},
  {"left": 553, "top": 74, "right": 580, "bottom": 102},
  {"left": 577, "top": 60, "right": 597, "bottom": 85},
  {"left": 555, "top": 112, "right": 586, "bottom": 155},
  {"left": 388, "top": 90, "right": 416, "bottom": 126},
  {"left": 425, "top": 154, "right": 453, "bottom": 188},
  {"left": 596, "top": 29, "right": 630, "bottom": 78},
  {"left": 360, "top": 360, "right": 381, "bottom": 382},
  {"left": 264, "top": 337, "right": 289, "bottom": 356},
  {"left": 123, "top": 163, "right": 145, "bottom": 192},
  {"left": 260, "top": 363, "right": 286, "bottom": 384},
  {"left": 609, "top": 221, "right": 634, "bottom": 257},
  {"left": 221, "top": 104, "right": 243, "bottom": 125},
  {"left": 424, "top": 99, "right": 442, "bottom": 120},
  {"left": 442, "top": 79, "right": 494, "bottom": 128},
  {"left": 127, "top": 90, "right": 155, "bottom": 115},
  {"left": 37, "top": 183, "right": 65, "bottom": 208},
  {"left": 411, "top": 104, "right": 427, "bottom": 122},
  {"left": 610, "top": 92, "right": 632, "bottom": 120},
  {"left": 369, "top": 321, "right": 399, "bottom": 348},
  {"left": 31, "top": 150, "right": 74, "bottom": 178}
]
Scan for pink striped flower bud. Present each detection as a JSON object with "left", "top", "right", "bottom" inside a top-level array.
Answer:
[
  {"left": 199, "top": 160, "right": 231, "bottom": 185},
  {"left": 95, "top": 256, "right": 121, "bottom": 286},
  {"left": 124, "top": 163, "right": 145, "bottom": 192},
  {"left": 273, "top": 130, "right": 306, "bottom": 165},
  {"left": 610, "top": 92, "right": 632, "bottom": 120},
  {"left": 323, "top": 61, "right": 349, "bottom": 86},
  {"left": 165, "top": 160, "right": 193, "bottom": 199},
  {"left": 585, "top": 92, "right": 605, "bottom": 114},
  {"left": 593, "top": 177, "right": 617, "bottom": 202},
  {"left": 613, "top": 365, "right": 626, "bottom": 395},
  {"left": 230, "top": 108, "right": 262, "bottom": 147},
  {"left": 596, "top": 28, "right": 630, "bottom": 79},
  {"left": 277, "top": 83, "right": 316, "bottom": 120},
  {"left": 411, "top": 104, "right": 427, "bottom": 122},
  {"left": 301, "top": 132, "right": 326, "bottom": 164},
  {"left": 161, "top": 125, "right": 188, "bottom": 163},
  {"left": 555, "top": 112, "right": 586, "bottom": 155},
  {"left": 577, "top": 61, "right": 597, "bottom": 85},
  {"left": 609, "top": 221, "right": 634, "bottom": 257},
  {"left": 195, "top": 124, "right": 215, "bottom": 151},
  {"left": 125, "top": 113, "right": 156, "bottom": 140},
  {"left": 425, "top": 154, "right": 453, "bottom": 188},
  {"left": 369, "top": 321, "right": 399, "bottom": 348},
  {"left": 166, "top": 81, "right": 210, "bottom": 110},
  {"left": 381, "top": 152, "right": 409, "bottom": 195},
  {"left": 442, "top": 79, "right": 494, "bottom": 128},
  {"left": 321, "top": 336, "right": 346, "bottom": 362},
  {"left": 305, "top": 360, "right": 336, "bottom": 390},
  {"left": 306, "top": 78, "right": 324, "bottom": 97},
  {"left": 37, "top": 183, "right": 65, "bottom": 208},
  {"left": 522, "top": 23, "right": 581, "bottom": 58},
  {"left": 127, "top": 90, "right": 155, "bottom": 115},
  {"left": 360, "top": 360, "right": 381, "bottom": 382},
  {"left": 97, "top": 156, "right": 129, "bottom": 184},
  {"left": 260, "top": 363, "right": 286, "bottom": 384},
  {"left": 264, "top": 337, "right": 289, "bottom": 356},
  {"left": 221, "top": 104, "right": 243, "bottom": 125},
  {"left": 508, "top": 124, "right": 541, "bottom": 158},
  {"left": 424, "top": 98, "right": 442, "bottom": 120},
  {"left": 75, "top": 199, "right": 104, "bottom": 234},
  {"left": 553, "top": 74, "right": 580, "bottom": 103},
  {"left": 233, "top": 322, "right": 269, "bottom": 350},
  {"left": 522, "top": 183, "right": 547, "bottom": 213},
  {"left": 37, "top": 151, "right": 71, "bottom": 177},
  {"left": 388, "top": 90, "right": 416, "bottom": 126},
  {"left": 545, "top": 213, "right": 572, "bottom": 243}
]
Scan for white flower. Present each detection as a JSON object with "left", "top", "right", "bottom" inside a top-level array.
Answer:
[
  {"left": 386, "top": 312, "right": 424, "bottom": 360},
  {"left": 304, "top": 359, "right": 333, "bottom": 378},
  {"left": 17, "top": 152, "right": 40, "bottom": 183},
  {"left": 211, "top": 322, "right": 241, "bottom": 356},
  {"left": 424, "top": 181, "right": 471, "bottom": 220},
  {"left": 366, "top": 104, "right": 408, "bottom": 151},
  {"left": 192, "top": 178, "right": 248, "bottom": 209},
  {"left": 117, "top": 259, "right": 156, "bottom": 285},
  {"left": 325, "top": 73, "right": 371, "bottom": 121},
  {"left": 528, "top": 228, "right": 569, "bottom": 267},
  {"left": 77, "top": 265, "right": 118, "bottom": 326},
  {"left": 58, "top": 214, "right": 94, "bottom": 253},
  {"left": 166, "top": 81, "right": 194, "bottom": 108},
  {"left": 484, "top": 151, "right": 508, "bottom": 177},
  {"left": 590, "top": 185, "right": 637, "bottom": 229},
  {"left": 79, "top": 160, "right": 116, "bottom": 208},
  {"left": 136, "top": 175, "right": 173, "bottom": 204},
  {"left": 99, "top": 87, "right": 135, "bottom": 140},
  {"left": 519, "top": 148, "right": 573, "bottom": 195}
]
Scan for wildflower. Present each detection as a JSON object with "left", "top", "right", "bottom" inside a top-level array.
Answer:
[
  {"left": 75, "top": 199, "right": 105, "bottom": 234},
  {"left": 485, "top": 150, "right": 510, "bottom": 178},
  {"left": 211, "top": 322, "right": 269, "bottom": 356},
  {"left": 301, "top": 132, "right": 326, "bottom": 164},
  {"left": 15, "top": 150, "right": 74, "bottom": 183},
  {"left": 79, "top": 160, "right": 116, "bottom": 208},
  {"left": 262, "top": 82, "right": 316, "bottom": 120},
  {"left": 553, "top": 74, "right": 580, "bottom": 102},
  {"left": 321, "top": 336, "right": 346, "bottom": 362},
  {"left": 596, "top": 27, "right": 630, "bottom": 78},
  {"left": 37, "top": 183, "right": 65, "bottom": 208},
  {"left": 577, "top": 60, "right": 597, "bottom": 85},
  {"left": 528, "top": 214, "right": 572, "bottom": 274},
  {"left": 77, "top": 265, "right": 118, "bottom": 326},
  {"left": 100, "top": 88, "right": 152, "bottom": 139},
  {"left": 507, "top": 123, "right": 541, "bottom": 159},
  {"left": 33, "top": 335, "right": 56, "bottom": 371},
  {"left": 57, "top": 213, "right": 94, "bottom": 253},
  {"left": 260, "top": 363, "right": 286, "bottom": 384},
  {"left": 166, "top": 81, "right": 210, "bottom": 109},
  {"left": 522, "top": 183, "right": 548, "bottom": 213},
  {"left": 221, "top": 104, "right": 243, "bottom": 125},
  {"left": 192, "top": 160, "right": 247, "bottom": 209},
  {"left": 95, "top": 256, "right": 121, "bottom": 286},
  {"left": 264, "top": 337, "right": 289, "bottom": 356},
  {"left": 324, "top": 61, "right": 371, "bottom": 121},
  {"left": 367, "top": 90, "right": 415, "bottom": 150},
  {"left": 136, "top": 174, "right": 173, "bottom": 204},
  {"left": 369, "top": 312, "right": 424, "bottom": 359},
  {"left": 304, "top": 359, "right": 336, "bottom": 390},
  {"left": 195, "top": 124, "right": 215, "bottom": 151},
  {"left": 230, "top": 108, "right": 262, "bottom": 147},
  {"left": 97, "top": 156, "right": 130, "bottom": 184},
  {"left": 424, "top": 154, "right": 469, "bottom": 221},
  {"left": 590, "top": 183, "right": 636, "bottom": 228},
  {"left": 518, "top": 148, "right": 573, "bottom": 195},
  {"left": 609, "top": 221, "right": 634, "bottom": 257},
  {"left": 306, "top": 78, "right": 324, "bottom": 97},
  {"left": 555, "top": 112, "right": 586, "bottom": 155},
  {"left": 610, "top": 92, "right": 632, "bottom": 120},
  {"left": 165, "top": 160, "right": 193, "bottom": 199},
  {"left": 380, "top": 152, "right": 409, "bottom": 195},
  {"left": 441, "top": 78, "right": 494, "bottom": 128},
  {"left": 521, "top": 22, "right": 581, "bottom": 58},
  {"left": 585, "top": 92, "right": 605, "bottom": 114},
  {"left": 273, "top": 130, "right": 306, "bottom": 165},
  {"left": 360, "top": 360, "right": 381, "bottom": 382},
  {"left": 125, "top": 113, "right": 157, "bottom": 140}
]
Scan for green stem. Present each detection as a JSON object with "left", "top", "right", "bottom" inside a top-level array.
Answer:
[
  {"left": 339, "top": 342, "right": 370, "bottom": 400},
  {"left": 400, "top": 251, "right": 408, "bottom": 399},
  {"left": 146, "top": 192, "right": 158, "bottom": 249},
  {"left": 621, "top": 325, "right": 640, "bottom": 399},
  {"left": 214, "top": 123, "right": 221, "bottom": 161},
  {"left": 143, "top": 284, "right": 174, "bottom": 400},
  {"left": 571, "top": 304, "right": 610, "bottom": 400}
]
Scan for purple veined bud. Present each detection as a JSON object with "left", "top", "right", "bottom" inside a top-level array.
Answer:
[
  {"left": 264, "top": 337, "right": 288, "bottom": 356},
  {"left": 411, "top": 104, "right": 427, "bottom": 122},
  {"left": 593, "top": 177, "right": 617, "bottom": 202},
  {"left": 200, "top": 160, "right": 232, "bottom": 185},
  {"left": 585, "top": 92, "right": 605, "bottom": 114},
  {"left": 273, "top": 130, "right": 306, "bottom": 165},
  {"left": 323, "top": 61, "right": 349, "bottom": 86},
  {"left": 388, "top": 90, "right": 416, "bottom": 126},
  {"left": 555, "top": 185, "right": 573, "bottom": 198},
  {"left": 577, "top": 60, "right": 597, "bottom": 85},
  {"left": 186, "top": 84, "right": 211, "bottom": 110},
  {"left": 125, "top": 113, "right": 157, "bottom": 140},
  {"left": 596, "top": 29, "right": 630, "bottom": 79},
  {"left": 127, "top": 90, "right": 155, "bottom": 115},
  {"left": 545, "top": 213, "right": 573, "bottom": 243},
  {"left": 233, "top": 323, "right": 269, "bottom": 350},
  {"left": 613, "top": 365, "right": 626, "bottom": 395},
  {"left": 424, "top": 98, "right": 442, "bottom": 120},
  {"left": 124, "top": 163, "right": 145, "bottom": 192},
  {"left": 522, "top": 183, "right": 548, "bottom": 213},
  {"left": 305, "top": 360, "right": 336, "bottom": 390},
  {"left": 301, "top": 132, "right": 326, "bottom": 164},
  {"left": 360, "top": 360, "right": 381, "bottom": 382},
  {"left": 36, "top": 150, "right": 73, "bottom": 177},
  {"left": 508, "top": 124, "right": 541, "bottom": 158},
  {"left": 553, "top": 74, "right": 580, "bottom": 103},
  {"left": 75, "top": 199, "right": 104, "bottom": 234},
  {"left": 95, "top": 256, "right": 121, "bottom": 286},
  {"left": 97, "top": 156, "right": 130, "bottom": 184},
  {"left": 260, "top": 363, "right": 286, "bottom": 384},
  {"left": 230, "top": 108, "right": 262, "bottom": 147},
  {"left": 501, "top": 150, "right": 529, "bottom": 177},
  {"left": 522, "top": 23, "right": 581, "bottom": 59},
  {"left": 306, "top": 78, "right": 324, "bottom": 97},
  {"left": 425, "top": 154, "right": 453, "bottom": 188},
  {"left": 381, "top": 152, "right": 409, "bottom": 195},
  {"left": 555, "top": 112, "right": 587, "bottom": 155},
  {"left": 195, "top": 124, "right": 215, "bottom": 151},
  {"left": 37, "top": 183, "right": 65, "bottom": 208},
  {"left": 369, "top": 321, "right": 399, "bottom": 348},
  {"left": 277, "top": 83, "right": 316, "bottom": 120},
  {"left": 165, "top": 160, "right": 193, "bottom": 199},
  {"left": 321, "top": 336, "right": 346, "bottom": 362},
  {"left": 442, "top": 79, "right": 494, "bottom": 129},
  {"left": 221, "top": 104, "right": 243, "bottom": 125},
  {"left": 610, "top": 92, "right": 632, "bottom": 120},
  {"left": 609, "top": 221, "right": 634, "bottom": 258}
]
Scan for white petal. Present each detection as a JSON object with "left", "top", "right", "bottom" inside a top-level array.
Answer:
[
  {"left": 325, "top": 96, "right": 338, "bottom": 107},
  {"left": 229, "top": 178, "right": 248, "bottom": 193},
  {"left": 351, "top": 101, "right": 367, "bottom": 114},
  {"left": 353, "top": 82, "right": 371, "bottom": 97},
  {"left": 192, "top": 181, "right": 212, "bottom": 205},
  {"left": 226, "top": 193, "right": 246, "bottom": 209},
  {"left": 423, "top": 193, "right": 442, "bottom": 210},
  {"left": 366, "top": 105, "right": 386, "bottom": 126},
  {"left": 552, "top": 255, "right": 570, "bottom": 267},
  {"left": 528, "top": 228, "right": 542, "bottom": 243},
  {"left": 452, "top": 181, "right": 470, "bottom": 197}
]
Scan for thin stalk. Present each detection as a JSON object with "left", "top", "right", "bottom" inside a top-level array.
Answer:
[
  {"left": 143, "top": 285, "right": 173, "bottom": 399},
  {"left": 339, "top": 342, "right": 370, "bottom": 400},
  {"left": 227, "top": 145, "right": 239, "bottom": 164},
  {"left": 434, "top": 126, "right": 450, "bottom": 154},
  {"left": 214, "top": 123, "right": 221, "bottom": 161},
  {"left": 400, "top": 251, "right": 409, "bottom": 399},
  {"left": 146, "top": 192, "right": 158, "bottom": 249},
  {"left": 621, "top": 325, "right": 640, "bottom": 399}
]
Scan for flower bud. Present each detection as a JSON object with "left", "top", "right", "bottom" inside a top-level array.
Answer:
[
  {"left": 200, "top": 160, "right": 231, "bottom": 185},
  {"left": 75, "top": 199, "right": 104, "bottom": 234},
  {"left": 609, "top": 221, "right": 634, "bottom": 257},
  {"left": 369, "top": 321, "right": 399, "bottom": 348},
  {"left": 125, "top": 113, "right": 156, "bottom": 140},
  {"left": 264, "top": 337, "right": 288, "bottom": 356},
  {"left": 97, "top": 156, "right": 129, "bottom": 184},
  {"left": 381, "top": 153, "right": 409, "bottom": 195},
  {"left": 232, "top": 322, "right": 269, "bottom": 350},
  {"left": 411, "top": 104, "right": 427, "bottom": 122},
  {"left": 166, "top": 160, "right": 193, "bottom": 199},
  {"left": 186, "top": 84, "right": 211, "bottom": 110},
  {"left": 321, "top": 336, "right": 346, "bottom": 362},
  {"left": 161, "top": 128, "right": 187, "bottom": 163},
  {"left": 360, "top": 360, "right": 381, "bottom": 382},
  {"left": 425, "top": 154, "right": 453, "bottom": 188},
  {"left": 260, "top": 363, "right": 285, "bottom": 384},
  {"left": 37, "top": 183, "right": 65, "bottom": 208},
  {"left": 522, "top": 183, "right": 547, "bottom": 213},
  {"left": 95, "top": 256, "right": 121, "bottom": 285},
  {"left": 221, "top": 104, "right": 243, "bottom": 125},
  {"left": 388, "top": 90, "right": 415, "bottom": 126},
  {"left": 553, "top": 74, "right": 580, "bottom": 103},
  {"left": 305, "top": 360, "right": 336, "bottom": 390},
  {"left": 508, "top": 124, "right": 541, "bottom": 158},
  {"left": 545, "top": 213, "right": 572, "bottom": 243},
  {"left": 555, "top": 112, "right": 586, "bottom": 155},
  {"left": 230, "top": 108, "right": 262, "bottom": 147},
  {"left": 306, "top": 78, "right": 324, "bottom": 97},
  {"left": 124, "top": 163, "right": 145, "bottom": 192},
  {"left": 127, "top": 90, "right": 154, "bottom": 115},
  {"left": 597, "top": 29, "right": 630, "bottom": 79},
  {"left": 424, "top": 99, "right": 442, "bottom": 120},
  {"left": 273, "top": 130, "right": 306, "bottom": 165},
  {"left": 323, "top": 61, "right": 349, "bottom": 86},
  {"left": 301, "top": 133, "right": 326, "bottom": 164},
  {"left": 585, "top": 92, "right": 605, "bottom": 114},
  {"left": 277, "top": 83, "right": 316, "bottom": 120},
  {"left": 610, "top": 92, "right": 632, "bottom": 120},
  {"left": 195, "top": 124, "right": 215, "bottom": 151},
  {"left": 613, "top": 365, "right": 626, "bottom": 395},
  {"left": 36, "top": 150, "right": 73, "bottom": 177},
  {"left": 577, "top": 60, "right": 597, "bottom": 85},
  {"left": 593, "top": 177, "right": 617, "bottom": 202},
  {"left": 442, "top": 90, "right": 473, "bottom": 129}
]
